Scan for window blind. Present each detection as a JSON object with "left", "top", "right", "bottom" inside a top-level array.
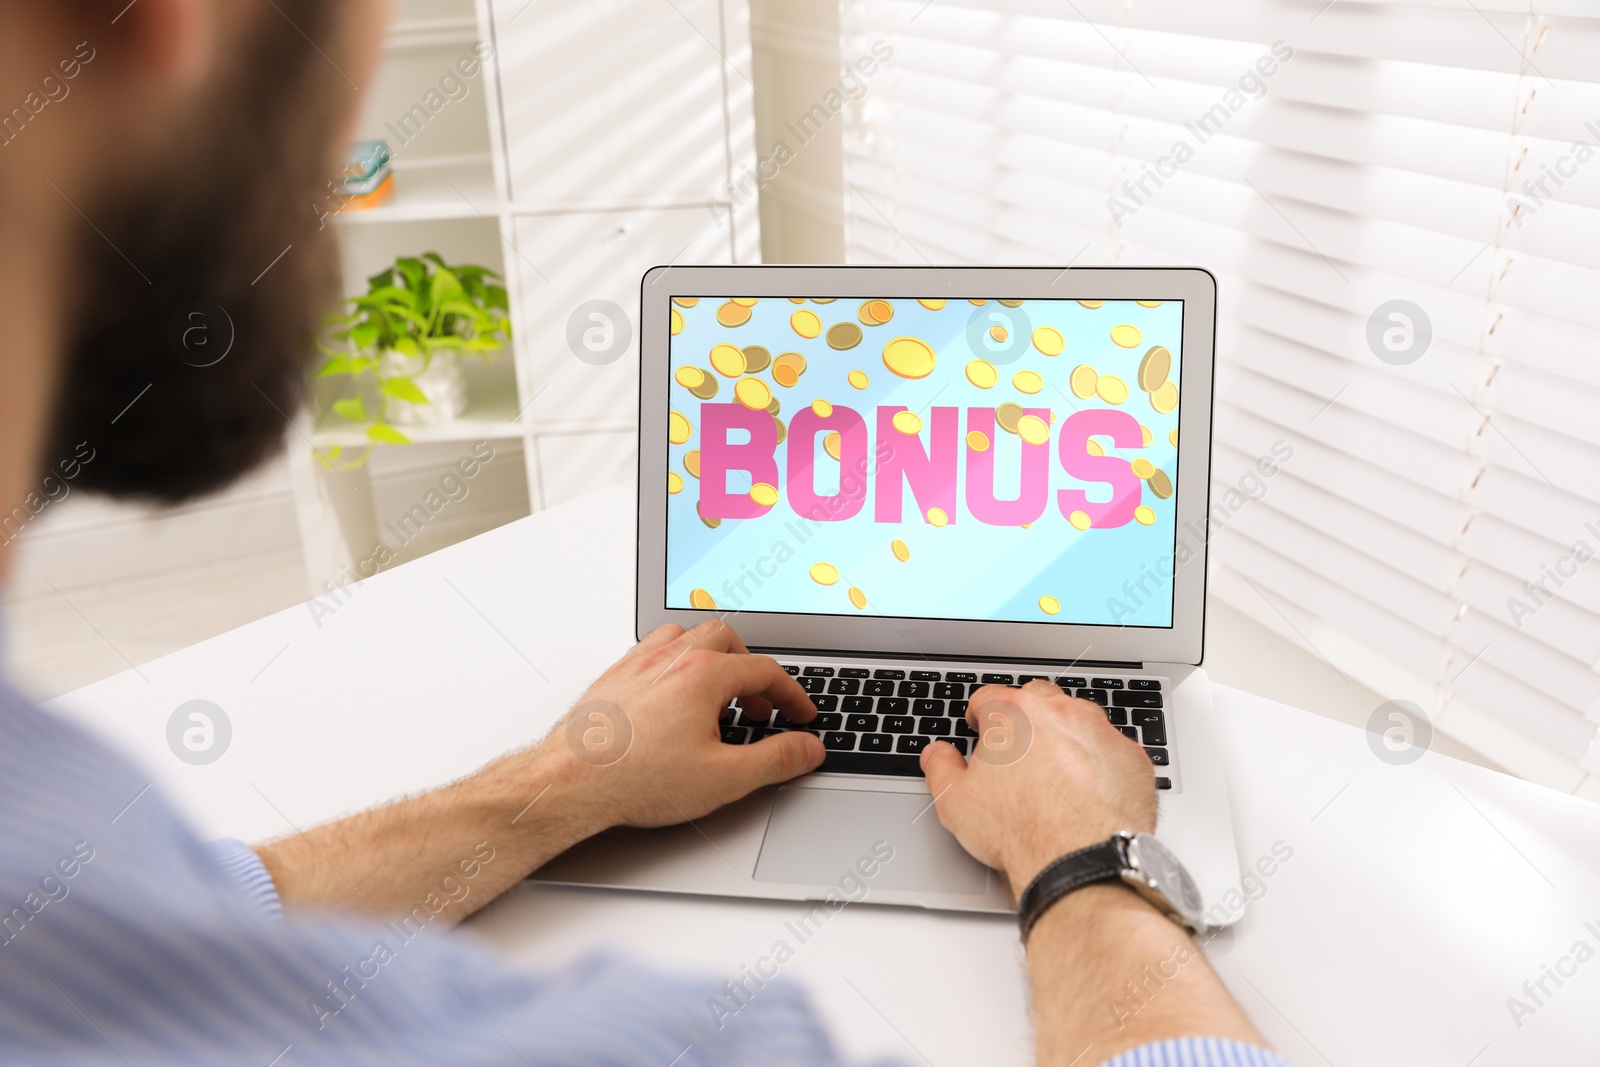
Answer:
[{"left": 837, "top": 0, "right": 1600, "bottom": 792}]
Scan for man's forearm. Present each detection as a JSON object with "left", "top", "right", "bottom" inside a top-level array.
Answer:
[
  {"left": 255, "top": 742, "right": 605, "bottom": 923},
  {"left": 1025, "top": 884, "right": 1264, "bottom": 1065}
]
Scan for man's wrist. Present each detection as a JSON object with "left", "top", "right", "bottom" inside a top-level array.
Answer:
[{"left": 475, "top": 742, "right": 617, "bottom": 859}]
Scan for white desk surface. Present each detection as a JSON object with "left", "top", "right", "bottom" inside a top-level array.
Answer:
[{"left": 47, "top": 487, "right": 1600, "bottom": 1066}]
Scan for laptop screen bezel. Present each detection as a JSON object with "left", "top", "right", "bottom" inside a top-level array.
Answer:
[{"left": 636, "top": 265, "right": 1215, "bottom": 666}]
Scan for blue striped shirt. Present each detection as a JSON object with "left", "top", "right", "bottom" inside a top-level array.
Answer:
[{"left": 0, "top": 657, "right": 1294, "bottom": 1066}]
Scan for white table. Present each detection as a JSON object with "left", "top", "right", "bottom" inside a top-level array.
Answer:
[{"left": 50, "top": 487, "right": 1600, "bottom": 1066}]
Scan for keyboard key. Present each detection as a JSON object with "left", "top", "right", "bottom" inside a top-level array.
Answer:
[
  {"left": 913, "top": 698, "right": 944, "bottom": 716},
  {"left": 954, "top": 718, "right": 977, "bottom": 738},
  {"left": 873, "top": 668, "right": 906, "bottom": 680},
  {"left": 823, "top": 732, "right": 856, "bottom": 751},
  {"left": 1077, "top": 688, "right": 1109, "bottom": 706},
  {"left": 876, "top": 696, "right": 910, "bottom": 714},
  {"left": 946, "top": 671, "right": 977, "bottom": 684},
  {"left": 819, "top": 751, "right": 922, "bottom": 777},
  {"left": 1106, "top": 707, "right": 1129, "bottom": 726},
  {"left": 917, "top": 717, "right": 951, "bottom": 736},
  {"left": 1113, "top": 691, "right": 1163, "bottom": 709},
  {"left": 843, "top": 696, "right": 874, "bottom": 714},
  {"left": 897, "top": 680, "right": 930, "bottom": 698},
  {"left": 933, "top": 682, "right": 965, "bottom": 700},
  {"left": 846, "top": 714, "right": 879, "bottom": 732},
  {"left": 718, "top": 706, "right": 735, "bottom": 726},
  {"left": 798, "top": 677, "right": 825, "bottom": 694},
  {"left": 859, "top": 733, "right": 893, "bottom": 752},
  {"left": 883, "top": 715, "right": 915, "bottom": 734},
  {"left": 1156, "top": 777, "right": 1173, "bottom": 790},
  {"left": 1057, "top": 676, "right": 1087, "bottom": 688},
  {"left": 782, "top": 665, "right": 800, "bottom": 676},
  {"left": 950, "top": 699, "right": 969, "bottom": 717},
  {"left": 810, "top": 694, "right": 839, "bottom": 712},
  {"left": 828, "top": 677, "right": 862, "bottom": 696},
  {"left": 1118, "top": 726, "right": 1138, "bottom": 741},
  {"left": 751, "top": 727, "right": 782, "bottom": 741},
  {"left": 1135, "top": 715, "right": 1167, "bottom": 746},
  {"left": 720, "top": 726, "right": 749, "bottom": 745},
  {"left": 896, "top": 735, "right": 930, "bottom": 755},
  {"left": 771, "top": 712, "right": 806, "bottom": 729},
  {"left": 1091, "top": 677, "right": 1125, "bottom": 689},
  {"left": 910, "top": 670, "right": 942, "bottom": 681},
  {"left": 1130, "top": 678, "right": 1162, "bottom": 690},
  {"left": 803, "top": 665, "right": 836, "bottom": 677},
  {"left": 1018, "top": 674, "right": 1051, "bottom": 684},
  {"left": 1145, "top": 747, "right": 1169, "bottom": 765},
  {"left": 863, "top": 679, "right": 895, "bottom": 697},
  {"left": 980, "top": 673, "right": 1015, "bottom": 685},
  {"left": 839, "top": 667, "right": 870, "bottom": 678},
  {"left": 814, "top": 713, "right": 843, "bottom": 731},
  {"left": 946, "top": 737, "right": 971, "bottom": 756}
]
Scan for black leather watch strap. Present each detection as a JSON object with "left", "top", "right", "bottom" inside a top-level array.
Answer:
[{"left": 1016, "top": 836, "right": 1128, "bottom": 941}]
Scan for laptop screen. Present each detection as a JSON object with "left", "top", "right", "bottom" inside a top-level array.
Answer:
[{"left": 662, "top": 297, "right": 1182, "bottom": 629}]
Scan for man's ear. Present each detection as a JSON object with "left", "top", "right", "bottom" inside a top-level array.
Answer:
[{"left": 104, "top": 0, "right": 218, "bottom": 88}]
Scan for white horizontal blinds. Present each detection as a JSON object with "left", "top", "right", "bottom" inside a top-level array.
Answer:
[{"left": 840, "top": 0, "right": 1600, "bottom": 786}]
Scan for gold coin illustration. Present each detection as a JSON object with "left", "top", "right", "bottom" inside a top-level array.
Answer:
[
  {"left": 926, "top": 507, "right": 949, "bottom": 527},
  {"left": 731, "top": 297, "right": 758, "bottom": 307},
  {"left": 989, "top": 325, "right": 1009, "bottom": 343},
  {"left": 998, "top": 298, "right": 1025, "bottom": 308},
  {"left": 791, "top": 309, "right": 822, "bottom": 338},
  {"left": 1068, "top": 511, "right": 1092, "bottom": 531},
  {"left": 860, "top": 299, "right": 894, "bottom": 325},
  {"left": 892, "top": 410, "right": 923, "bottom": 435},
  {"left": 891, "top": 539, "right": 911, "bottom": 562},
  {"left": 672, "top": 297, "right": 700, "bottom": 308},
  {"left": 1137, "top": 300, "right": 1162, "bottom": 308},
  {"left": 742, "top": 345, "right": 772, "bottom": 373},
  {"left": 1140, "top": 424, "right": 1153, "bottom": 447},
  {"left": 1149, "top": 469, "right": 1173, "bottom": 499},
  {"left": 966, "top": 430, "right": 990, "bottom": 452},
  {"left": 1017, "top": 414, "right": 1050, "bottom": 446},
  {"left": 1086, "top": 439, "right": 1105, "bottom": 457},
  {"left": 1070, "top": 364, "right": 1099, "bottom": 399},
  {"left": 697, "top": 500, "right": 720, "bottom": 529},
  {"left": 1013, "top": 369, "right": 1043, "bottom": 394},
  {"left": 690, "top": 377, "right": 719, "bottom": 400},
  {"left": 735, "top": 376, "right": 772, "bottom": 410},
  {"left": 882, "top": 336, "right": 938, "bottom": 379},
  {"left": 690, "top": 588, "right": 716, "bottom": 609},
  {"left": 810, "top": 562, "right": 840, "bottom": 586},
  {"left": 670, "top": 308, "right": 683, "bottom": 335},
  {"left": 1134, "top": 505, "right": 1156, "bottom": 526},
  {"left": 917, "top": 298, "right": 947, "bottom": 310},
  {"left": 811, "top": 298, "right": 837, "bottom": 304},
  {"left": 750, "top": 482, "right": 779, "bottom": 507},
  {"left": 668, "top": 472, "right": 683, "bottom": 494},
  {"left": 848, "top": 369, "right": 869, "bottom": 390},
  {"left": 684, "top": 450, "right": 701, "bottom": 478},
  {"left": 966, "top": 359, "right": 998, "bottom": 389},
  {"left": 1077, "top": 299, "right": 1104, "bottom": 309},
  {"left": 1032, "top": 326, "right": 1065, "bottom": 356},
  {"left": 789, "top": 298, "right": 807, "bottom": 304},
  {"left": 1137, "top": 346, "right": 1171, "bottom": 392},
  {"left": 823, "top": 431, "right": 842, "bottom": 460},
  {"left": 996, "top": 402, "right": 1023, "bottom": 434},
  {"left": 773, "top": 416, "right": 786, "bottom": 444},
  {"left": 717, "top": 301, "right": 753, "bottom": 328},
  {"left": 849, "top": 586, "right": 868, "bottom": 610},
  {"left": 969, "top": 299, "right": 988, "bottom": 306},
  {"left": 826, "top": 321, "right": 863, "bottom": 350},
  {"left": 811, "top": 398, "right": 832, "bottom": 418},
  {"left": 766, "top": 396, "right": 781, "bottom": 415},
  {"left": 709, "top": 343, "right": 746, "bottom": 378},
  {"left": 1151, "top": 381, "right": 1179, "bottom": 414},
  {"left": 669, "top": 410, "right": 692, "bottom": 445},
  {"left": 1096, "top": 375, "right": 1129, "bottom": 405},
  {"left": 1039, "top": 595, "right": 1061, "bottom": 615},
  {"left": 675, "top": 365, "right": 706, "bottom": 390},
  {"left": 1169, "top": 428, "right": 1179, "bottom": 446},
  {"left": 1110, "top": 324, "right": 1142, "bottom": 348},
  {"left": 1130, "top": 457, "right": 1155, "bottom": 479}
]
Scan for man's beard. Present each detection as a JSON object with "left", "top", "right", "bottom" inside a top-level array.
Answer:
[{"left": 42, "top": 2, "right": 347, "bottom": 504}]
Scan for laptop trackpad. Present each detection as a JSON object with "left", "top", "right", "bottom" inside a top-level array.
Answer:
[{"left": 753, "top": 787, "right": 990, "bottom": 896}]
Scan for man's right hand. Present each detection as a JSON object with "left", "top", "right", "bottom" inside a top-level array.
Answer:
[{"left": 919, "top": 679, "right": 1159, "bottom": 894}]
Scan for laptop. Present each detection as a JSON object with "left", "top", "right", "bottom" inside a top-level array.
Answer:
[{"left": 532, "top": 265, "right": 1241, "bottom": 923}]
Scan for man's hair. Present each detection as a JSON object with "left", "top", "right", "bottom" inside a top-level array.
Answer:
[{"left": 42, "top": 1, "right": 347, "bottom": 503}]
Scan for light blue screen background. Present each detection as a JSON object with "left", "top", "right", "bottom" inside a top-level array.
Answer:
[{"left": 663, "top": 297, "right": 1182, "bottom": 627}]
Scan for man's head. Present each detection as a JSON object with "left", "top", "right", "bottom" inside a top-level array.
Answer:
[{"left": 1, "top": 0, "right": 386, "bottom": 506}]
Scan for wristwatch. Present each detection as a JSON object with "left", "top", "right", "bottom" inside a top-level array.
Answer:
[{"left": 1017, "top": 831, "right": 1207, "bottom": 941}]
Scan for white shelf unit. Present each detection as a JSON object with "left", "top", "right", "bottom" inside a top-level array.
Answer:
[{"left": 289, "top": 0, "right": 759, "bottom": 592}]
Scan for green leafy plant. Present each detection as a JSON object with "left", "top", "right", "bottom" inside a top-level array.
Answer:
[{"left": 316, "top": 252, "right": 512, "bottom": 467}]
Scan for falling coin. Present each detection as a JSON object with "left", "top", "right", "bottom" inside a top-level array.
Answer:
[
  {"left": 1130, "top": 457, "right": 1155, "bottom": 479},
  {"left": 1134, "top": 505, "right": 1156, "bottom": 525},
  {"left": 750, "top": 482, "right": 779, "bottom": 507},
  {"left": 1086, "top": 439, "right": 1105, "bottom": 457},
  {"left": 1137, "top": 300, "right": 1162, "bottom": 308},
  {"left": 731, "top": 297, "right": 758, "bottom": 307},
  {"left": 1140, "top": 424, "right": 1154, "bottom": 447},
  {"left": 860, "top": 299, "right": 894, "bottom": 325},
  {"left": 966, "top": 359, "right": 998, "bottom": 388},
  {"left": 917, "top": 299, "right": 947, "bottom": 310},
  {"left": 1137, "top": 346, "right": 1171, "bottom": 392},
  {"left": 690, "top": 588, "right": 717, "bottom": 609},
  {"left": 1096, "top": 375, "right": 1129, "bottom": 405},
  {"left": 669, "top": 410, "right": 692, "bottom": 445},
  {"left": 791, "top": 309, "right": 823, "bottom": 339},
  {"left": 742, "top": 345, "right": 772, "bottom": 373},
  {"left": 926, "top": 507, "right": 949, "bottom": 527},
  {"left": 1032, "top": 326, "right": 1065, "bottom": 357},
  {"left": 1169, "top": 428, "right": 1179, "bottom": 446},
  {"left": 668, "top": 472, "right": 683, "bottom": 494},
  {"left": 1013, "top": 370, "right": 1043, "bottom": 394},
  {"left": 717, "top": 301, "right": 753, "bottom": 328},
  {"left": 672, "top": 297, "right": 700, "bottom": 308},
  {"left": 812, "top": 398, "right": 833, "bottom": 417},
  {"left": 891, "top": 539, "right": 911, "bottom": 562},
  {"left": 735, "top": 376, "right": 773, "bottom": 410},
  {"left": 996, "top": 402, "right": 1024, "bottom": 434},
  {"left": 1149, "top": 469, "right": 1173, "bottom": 499},
  {"left": 772, "top": 352, "right": 807, "bottom": 387},
  {"left": 789, "top": 297, "right": 808, "bottom": 304},
  {"left": 1070, "top": 364, "right": 1099, "bottom": 399},
  {"left": 826, "top": 322, "right": 863, "bottom": 350},
  {"left": 1068, "top": 511, "right": 1092, "bottom": 531},
  {"left": 849, "top": 587, "right": 868, "bottom": 610},
  {"left": 811, "top": 298, "right": 837, "bottom": 304},
  {"left": 966, "top": 430, "right": 990, "bottom": 452},
  {"left": 671, "top": 308, "right": 684, "bottom": 335},
  {"left": 684, "top": 450, "right": 701, "bottom": 478},
  {"left": 824, "top": 431, "right": 842, "bottom": 460},
  {"left": 892, "top": 410, "right": 923, "bottom": 434},
  {"left": 1016, "top": 414, "right": 1050, "bottom": 446},
  {"left": 810, "top": 561, "right": 840, "bottom": 585},
  {"left": 882, "top": 336, "right": 938, "bottom": 379},
  {"left": 1039, "top": 595, "right": 1061, "bottom": 615},
  {"left": 710, "top": 343, "right": 746, "bottom": 378},
  {"left": 1150, "top": 381, "right": 1179, "bottom": 414},
  {"left": 969, "top": 299, "right": 989, "bottom": 306},
  {"left": 766, "top": 396, "right": 781, "bottom": 416},
  {"left": 989, "top": 325, "right": 1009, "bottom": 343},
  {"left": 697, "top": 500, "right": 720, "bottom": 529},
  {"left": 848, "top": 369, "right": 869, "bottom": 389},
  {"left": 773, "top": 416, "right": 786, "bottom": 444},
  {"left": 1110, "top": 324, "right": 1142, "bottom": 348},
  {"left": 998, "top": 299, "right": 1025, "bottom": 308},
  {"left": 690, "top": 376, "right": 719, "bottom": 400},
  {"left": 675, "top": 365, "right": 707, "bottom": 390},
  {"left": 1077, "top": 300, "right": 1104, "bottom": 309}
]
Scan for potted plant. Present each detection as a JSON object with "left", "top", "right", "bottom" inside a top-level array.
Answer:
[{"left": 315, "top": 252, "right": 512, "bottom": 466}]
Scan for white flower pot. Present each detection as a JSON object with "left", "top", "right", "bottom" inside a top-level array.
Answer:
[{"left": 380, "top": 348, "right": 468, "bottom": 425}]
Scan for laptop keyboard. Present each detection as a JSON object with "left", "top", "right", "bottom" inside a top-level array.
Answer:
[{"left": 719, "top": 662, "right": 1172, "bottom": 788}]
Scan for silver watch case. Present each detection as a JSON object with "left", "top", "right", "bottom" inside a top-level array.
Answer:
[{"left": 1116, "top": 831, "right": 1208, "bottom": 932}]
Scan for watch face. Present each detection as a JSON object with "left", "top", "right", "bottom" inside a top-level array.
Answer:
[{"left": 1127, "top": 833, "right": 1205, "bottom": 926}]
